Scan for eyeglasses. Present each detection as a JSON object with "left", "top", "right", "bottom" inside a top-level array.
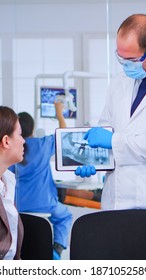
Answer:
[{"left": 115, "top": 49, "right": 146, "bottom": 65}]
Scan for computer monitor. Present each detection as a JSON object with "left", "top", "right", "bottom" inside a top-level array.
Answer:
[{"left": 40, "top": 86, "right": 77, "bottom": 119}]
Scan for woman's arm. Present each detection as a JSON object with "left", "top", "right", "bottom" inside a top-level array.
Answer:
[{"left": 54, "top": 102, "right": 66, "bottom": 128}]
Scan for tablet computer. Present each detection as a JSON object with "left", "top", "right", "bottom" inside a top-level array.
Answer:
[{"left": 55, "top": 127, "right": 115, "bottom": 171}]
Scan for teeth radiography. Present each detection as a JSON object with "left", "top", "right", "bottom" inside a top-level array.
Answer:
[{"left": 61, "top": 132, "right": 109, "bottom": 166}]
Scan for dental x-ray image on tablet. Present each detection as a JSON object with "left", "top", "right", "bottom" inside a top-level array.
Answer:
[{"left": 55, "top": 127, "right": 115, "bottom": 171}]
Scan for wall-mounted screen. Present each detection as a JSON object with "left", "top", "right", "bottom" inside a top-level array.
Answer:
[{"left": 40, "top": 86, "right": 77, "bottom": 119}]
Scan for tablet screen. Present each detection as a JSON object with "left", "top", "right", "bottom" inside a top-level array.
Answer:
[{"left": 55, "top": 127, "right": 115, "bottom": 171}]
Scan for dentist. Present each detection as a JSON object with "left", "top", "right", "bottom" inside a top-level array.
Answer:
[{"left": 75, "top": 14, "right": 146, "bottom": 210}]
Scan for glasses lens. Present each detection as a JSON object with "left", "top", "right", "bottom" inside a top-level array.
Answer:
[
  {"left": 115, "top": 50, "right": 123, "bottom": 64},
  {"left": 115, "top": 50, "right": 146, "bottom": 64}
]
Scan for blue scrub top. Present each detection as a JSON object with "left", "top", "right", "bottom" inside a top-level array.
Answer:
[{"left": 9, "top": 135, "right": 58, "bottom": 213}]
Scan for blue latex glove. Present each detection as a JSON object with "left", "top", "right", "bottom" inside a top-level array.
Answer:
[
  {"left": 75, "top": 165, "right": 96, "bottom": 178},
  {"left": 84, "top": 127, "right": 113, "bottom": 149}
]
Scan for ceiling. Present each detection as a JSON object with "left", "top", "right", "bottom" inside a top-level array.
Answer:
[
  {"left": 0, "top": 0, "right": 100, "bottom": 3},
  {"left": 0, "top": 0, "right": 132, "bottom": 4}
]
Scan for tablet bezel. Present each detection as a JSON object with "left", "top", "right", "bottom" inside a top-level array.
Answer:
[{"left": 55, "top": 127, "right": 115, "bottom": 171}]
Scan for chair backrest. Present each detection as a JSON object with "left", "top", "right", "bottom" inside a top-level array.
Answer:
[
  {"left": 20, "top": 213, "right": 53, "bottom": 260},
  {"left": 70, "top": 209, "right": 146, "bottom": 260}
]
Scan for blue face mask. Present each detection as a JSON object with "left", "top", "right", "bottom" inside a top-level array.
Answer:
[{"left": 123, "top": 60, "right": 146, "bottom": 79}]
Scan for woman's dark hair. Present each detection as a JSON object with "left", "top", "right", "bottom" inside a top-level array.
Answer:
[
  {"left": 18, "top": 112, "right": 34, "bottom": 165},
  {"left": 0, "top": 106, "right": 18, "bottom": 142},
  {"left": 18, "top": 112, "right": 34, "bottom": 138}
]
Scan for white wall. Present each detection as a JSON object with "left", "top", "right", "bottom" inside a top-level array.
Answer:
[
  {"left": 0, "top": 0, "right": 145, "bottom": 130},
  {"left": 1, "top": 0, "right": 142, "bottom": 173},
  {"left": 0, "top": 2, "right": 107, "bottom": 33}
]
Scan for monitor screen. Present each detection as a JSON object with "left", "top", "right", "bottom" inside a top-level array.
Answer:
[
  {"left": 55, "top": 127, "right": 115, "bottom": 171},
  {"left": 40, "top": 86, "right": 77, "bottom": 119}
]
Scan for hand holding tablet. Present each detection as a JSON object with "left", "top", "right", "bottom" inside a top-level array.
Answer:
[
  {"left": 55, "top": 127, "right": 115, "bottom": 171},
  {"left": 75, "top": 165, "right": 96, "bottom": 177}
]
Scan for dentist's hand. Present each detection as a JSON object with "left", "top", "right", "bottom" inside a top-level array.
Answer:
[
  {"left": 75, "top": 165, "right": 96, "bottom": 178},
  {"left": 84, "top": 127, "right": 113, "bottom": 149}
]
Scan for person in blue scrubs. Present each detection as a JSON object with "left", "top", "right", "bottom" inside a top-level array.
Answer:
[{"left": 9, "top": 102, "right": 72, "bottom": 260}]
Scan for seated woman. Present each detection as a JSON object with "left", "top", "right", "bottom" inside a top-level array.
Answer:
[
  {"left": 0, "top": 106, "right": 25, "bottom": 259},
  {"left": 9, "top": 102, "right": 72, "bottom": 260}
]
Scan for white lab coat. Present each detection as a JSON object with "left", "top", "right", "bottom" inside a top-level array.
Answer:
[{"left": 98, "top": 71, "right": 146, "bottom": 210}]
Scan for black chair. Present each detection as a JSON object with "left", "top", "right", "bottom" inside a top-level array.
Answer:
[
  {"left": 70, "top": 209, "right": 146, "bottom": 260},
  {"left": 20, "top": 213, "right": 53, "bottom": 260}
]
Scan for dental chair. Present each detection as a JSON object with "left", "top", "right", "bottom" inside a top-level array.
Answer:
[
  {"left": 70, "top": 209, "right": 146, "bottom": 260},
  {"left": 20, "top": 213, "right": 53, "bottom": 260}
]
